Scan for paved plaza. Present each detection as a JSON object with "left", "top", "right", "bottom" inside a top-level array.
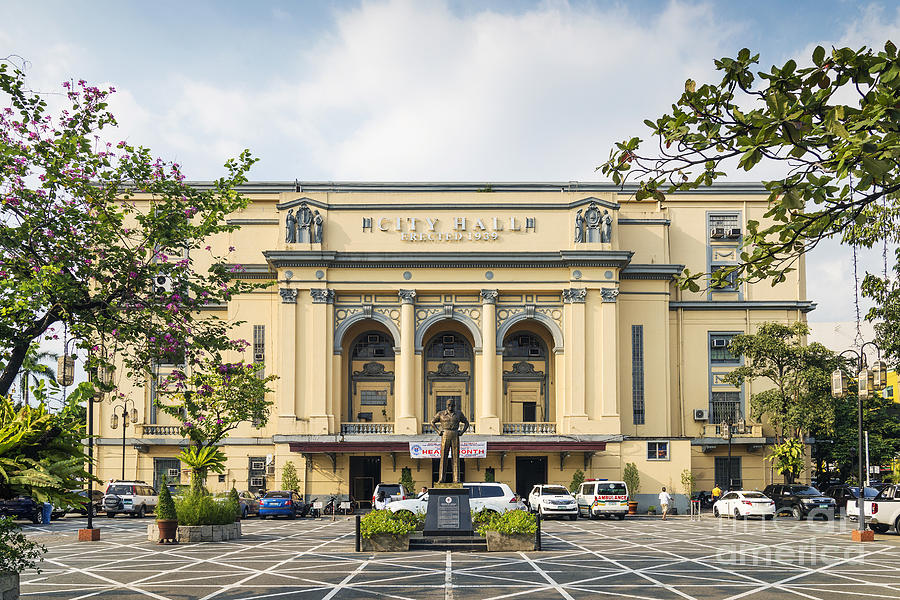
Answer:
[{"left": 18, "top": 514, "right": 900, "bottom": 600}]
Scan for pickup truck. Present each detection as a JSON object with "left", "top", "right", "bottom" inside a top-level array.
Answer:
[{"left": 847, "top": 484, "right": 900, "bottom": 534}]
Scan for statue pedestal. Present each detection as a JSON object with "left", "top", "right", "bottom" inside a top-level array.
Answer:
[{"left": 423, "top": 487, "right": 473, "bottom": 537}]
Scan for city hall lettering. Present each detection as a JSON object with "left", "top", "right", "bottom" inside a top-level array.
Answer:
[{"left": 361, "top": 215, "right": 536, "bottom": 242}]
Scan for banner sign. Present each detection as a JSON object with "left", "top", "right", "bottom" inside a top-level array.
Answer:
[{"left": 409, "top": 441, "right": 487, "bottom": 459}]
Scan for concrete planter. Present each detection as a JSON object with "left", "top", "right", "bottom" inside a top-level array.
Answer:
[
  {"left": 360, "top": 533, "right": 410, "bottom": 552},
  {"left": 146, "top": 522, "right": 241, "bottom": 543},
  {"left": 485, "top": 531, "right": 536, "bottom": 552},
  {"left": 0, "top": 571, "right": 19, "bottom": 600}
]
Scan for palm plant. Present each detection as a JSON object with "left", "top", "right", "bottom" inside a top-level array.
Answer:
[
  {"left": 178, "top": 445, "right": 226, "bottom": 495},
  {"left": 17, "top": 347, "right": 58, "bottom": 408}
]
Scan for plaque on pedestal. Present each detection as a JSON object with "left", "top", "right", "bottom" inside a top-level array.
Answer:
[{"left": 423, "top": 487, "right": 473, "bottom": 536}]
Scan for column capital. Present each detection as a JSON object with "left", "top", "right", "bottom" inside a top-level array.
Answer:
[
  {"left": 480, "top": 289, "right": 499, "bottom": 304},
  {"left": 562, "top": 288, "right": 587, "bottom": 304},
  {"left": 398, "top": 289, "right": 417, "bottom": 304},
  {"left": 279, "top": 288, "right": 298, "bottom": 304},
  {"left": 600, "top": 288, "right": 619, "bottom": 303},
  {"left": 310, "top": 288, "right": 335, "bottom": 304}
]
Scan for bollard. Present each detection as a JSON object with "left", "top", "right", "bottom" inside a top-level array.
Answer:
[
  {"left": 355, "top": 514, "right": 361, "bottom": 552},
  {"left": 535, "top": 511, "right": 541, "bottom": 551}
]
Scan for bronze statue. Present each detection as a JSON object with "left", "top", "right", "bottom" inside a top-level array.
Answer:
[{"left": 430, "top": 398, "right": 470, "bottom": 483}]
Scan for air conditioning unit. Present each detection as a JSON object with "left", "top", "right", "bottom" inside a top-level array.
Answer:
[
  {"left": 167, "top": 468, "right": 180, "bottom": 478},
  {"left": 712, "top": 338, "right": 728, "bottom": 348},
  {"left": 254, "top": 353, "right": 264, "bottom": 363},
  {"left": 528, "top": 348, "right": 541, "bottom": 357},
  {"left": 710, "top": 227, "right": 726, "bottom": 239},
  {"left": 367, "top": 334, "right": 380, "bottom": 344},
  {"left": 442, "top": 335, "right": 455, "bottom": 345},
  {"left": 728, "top": 227, "right": 742, "bottom": 238},
  {"left": 250, "top": 461, "right": 265, "bottom": 471},
  {"left": 250, "top": 477, "right": 264, "bottom": 487},
  {"left": 443, "top": 348, "right": 455, "bottom": 358},
  {"left": 693, "top": 409, "right": 709, "bottom": 421}
]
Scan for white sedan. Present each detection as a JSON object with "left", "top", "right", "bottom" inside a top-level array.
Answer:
[
  {"left": 527, "top": 484, "right": 578, "bottom": 520},
  {"left": 387, "top": 482, "right": 523, "bottom": 516},
  {"left": 713, "top": 490, "right": 776, "bottom": 520}
]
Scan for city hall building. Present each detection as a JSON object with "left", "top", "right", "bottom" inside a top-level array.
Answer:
[{"left": 93, "top": 181, "right": 814, "bottom": 505}]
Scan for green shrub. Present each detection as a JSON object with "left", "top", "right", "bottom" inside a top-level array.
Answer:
[
  {"left": 156, "top": 479, "right": 177, "bottom": 521},
  {"left": 393, "top": 509, "right": 425, "bottom": 530},
  {"left": 623, "top": 462, "right": 640, "bottom": 500},
  {"left": 359, "top": 510, "right": 416, "bottom": 539},
  {"left": 484, "top": 468, "right": 495, "bottom": 482},
  {"left": 476, "top": 509, "right": 536, "bottom": 537},
  {"left": 175, "top": 491, "right": 238, "bottom": 526},
  {"left": 0, "top": 516, "right": 45, "bottom": 573},
  {"left": 400, "top": 467, "right": 415, "bottom": 496},
  {"left": 569, "top": 469, "right": 585, "bottom": 492},
  {"left": 282, "top": 461, "right": 299, "bottom": 492},
  {"left": 228, "top": 488, "right": 241, "bottom": 520},
  {"left": 471, "top": 509, "right": 494, "bottom": 528}
]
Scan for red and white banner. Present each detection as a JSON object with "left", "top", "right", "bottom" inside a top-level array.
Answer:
[{"left": 408, "top": 441, "right": 487, "bottom": 458}]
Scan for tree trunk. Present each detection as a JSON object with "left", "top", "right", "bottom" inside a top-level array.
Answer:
[{"left": 0, "top": 342, "right": 30, "bottom": 398}]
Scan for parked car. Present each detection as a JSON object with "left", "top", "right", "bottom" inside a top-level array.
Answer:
[
  {"left": 0, "top": 496, "right": 67, "bottom": 523},
  {"left": 822, "top": 484, "right": 880, "bottom": 513},
  {"left": 259, "top": 491, "right": 304, "bottom": 519},
  {"left": 847, "top": 483, "right": 900, "bottom": 534},
  {"left": 68, "top": 489, "right": 104, "bottom": 516},
  {"left": 713, "top": 490, "right": 776, "bottom": 520},
  {"left": 528, "top": 484, "right": 578, "bottom": 520},
  {"left": 213, "top": 490, "right": 260, "bottom": 518},
  {"left": 762, "top": 484, "right": 835, "bottom": 520},
  {"left": 103, "top": 481, "right": 158, "bottom": 518},
  {"left": 372, "top": 483, "right": 409, "bottom": 508},
  {"left": 387, "top": 482, "right": 524, "bottom": 516},
  {"left": 575, "top": 480, "right": 629, "bottom": 520}
]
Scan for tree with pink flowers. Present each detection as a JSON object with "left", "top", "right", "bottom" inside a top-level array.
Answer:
[{"left": 0, "top": 60, "right": 265, "bottom": 396}]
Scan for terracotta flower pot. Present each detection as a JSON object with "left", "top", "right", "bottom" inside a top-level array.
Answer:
[
  {"left": 157, "top": 519, "right": 179, "bottom": 545},
  {"left": 627, "top": 501, "right": 639, "bottom": 515}
]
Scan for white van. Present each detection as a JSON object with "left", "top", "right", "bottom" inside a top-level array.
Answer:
[{"left": 575, "top": 480, "right": 628, "bottom": 519}]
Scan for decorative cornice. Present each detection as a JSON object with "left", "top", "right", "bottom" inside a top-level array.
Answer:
[
  {"left": 279, "top": 288, "right": 298, "bottom": 304},
  {"left": 618, "top": 218, "right": 672, "bottom": 226},
  {"left": 310, "top": 288, "right": 335, "bottom": 304},
  {"left": 398, "top": 289, "right": 417, "bottom": 304},
  {"left": 621, "top": 264, "right": 684, "bottom": 280},
  {"left": 669, "top": 300, "right": 816, "bottom": 313},
  {"left": 480, "top": 289, "right": 499, "bottom": 304},
  {"left": 601, "top": 288, "right": 620, "bottom": 303},
  {"left": 223, "top": 263, "right": 277, "bottom": 280},
  {"left": 562, "top": 288, "right": 587, "bottom": 304},
  {"left": 263, "top": 250, "right": 634, "bottom": 270},
  {"left": 225, "top": 218, "right": 279, "bottom": 225}
]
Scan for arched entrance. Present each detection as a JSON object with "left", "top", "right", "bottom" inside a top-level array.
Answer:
[
  {"left": 342, "top": 326, "right": 396, "bottom": 427},
  {"left": 502, "top": 326, "right": 554, "bottom": 427},
  {"left": 422, "top": 327, "right": 475, "bottom": 427}
]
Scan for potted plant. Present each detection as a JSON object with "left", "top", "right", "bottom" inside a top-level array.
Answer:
[
  {"left": 156, "top": 478, "right": 178, "bottom": 544},
  {"left": 623, "top": 462, "right": 640, "bottom": 515},
  {"left": 647, "top": 505, "right": 657, "bottom": 515},
  {"left": 359, "top": 510, "right": 415, "bottom": 551},
  {"left": 0, "top": 516, "right": 45, "bottom": 598},
  {"left": 477, "top": 510, "right": 537, "bottom": 552}
]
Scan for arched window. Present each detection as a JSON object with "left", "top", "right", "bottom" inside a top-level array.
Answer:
[
  {"left": 347, "top": 331, "right": 395, "bottom": 425},
  {"left": 503, "top": 332, "right": 547, "bottom": 359},
  {"left": 351, "top": 332, "right": 395, "bottom": 359},
  {"left": 425, "top": 332, "right": 472, "bottom": 360},
  {"left": 423, "top": 331, "right": 474, "bottom": 424}
]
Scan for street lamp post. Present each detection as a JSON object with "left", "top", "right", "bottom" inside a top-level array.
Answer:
[
  {"left": 109, "top": 399, "right": 138, "bottom": 480},
  {"left": 831, "top": 342, "right": 886, "bottom": 541}
]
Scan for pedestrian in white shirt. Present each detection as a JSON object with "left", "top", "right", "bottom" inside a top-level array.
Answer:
[{"left": 658, "top": 487, "right": 672, "bottom": 520}]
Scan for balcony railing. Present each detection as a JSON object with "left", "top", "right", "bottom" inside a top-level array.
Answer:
[
  {"left": 141, "top": 425, "right": 182, "bottom": 436},
  {"left": 341, "top": 422, "right": 394, "bottom": 435},
  {"left": 710, "top": 401, "right": 743, "bottom": 424},
  {"left": 502, "top": 422, "right": 557, "bottom": 435}
]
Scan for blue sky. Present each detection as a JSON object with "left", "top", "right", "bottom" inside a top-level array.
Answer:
[{"left": 2, "top": 0, "right": 898, "bottom": 324}]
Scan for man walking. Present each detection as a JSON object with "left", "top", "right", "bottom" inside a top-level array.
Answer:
[{"left": 659, "top": 486, "right": 672, "bottom": 520}]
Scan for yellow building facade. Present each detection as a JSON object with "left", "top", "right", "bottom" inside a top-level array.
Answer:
[{"left": 93, "top": 181, "right": 814, "bottom": 507}]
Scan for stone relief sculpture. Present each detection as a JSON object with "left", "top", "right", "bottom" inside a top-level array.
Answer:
[
  {"left": 313, "top": 210, "right": 323, "bottom": 243},
  {"left": 574, "top": 209, "right": 585, "bottom": 243},
  {"left": 285, "top": 209, "right": 297, "bottom": 243},
  {"left": 576, "top": 201, "right": 612, "bottom": 243}
]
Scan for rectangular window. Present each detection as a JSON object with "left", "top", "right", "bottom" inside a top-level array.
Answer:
[
  {"left": 647, "top": 441, "right": 669, "bottom": 460},
  {"left": 632, "top": 325, "right": 645, "bottom": 425},
  {"left": 710, "top": 334, "right": 739, "bottom": 363},
  {"left": 253, "top": 325, "right": 265, "bottom": 375},
  {"left": 711, "top": 391, "right": 743, "bottom": 423},
  {"left": 360, "top": 390, "right": 387, "bottom": 405},
  {"left": 522, "top": 402, "right": 536, "bottom": 422}
]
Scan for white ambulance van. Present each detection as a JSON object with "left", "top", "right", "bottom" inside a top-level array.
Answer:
[{"left": 575, "top": 479, "right": 629, "bottom": 519}]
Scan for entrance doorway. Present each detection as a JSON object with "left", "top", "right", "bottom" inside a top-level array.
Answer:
[
  {"left": 515, "top": 456, "right": 547, "bottom": 498},
  {"left": 431, "top": 457, "right": 467, "bottom": 484},
  {"left": 349, "top": 456, "right": 380, "bottom": 508}
]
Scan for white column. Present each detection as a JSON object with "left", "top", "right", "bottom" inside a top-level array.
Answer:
[
  {"left": 277, "top": 287, "right": 298, "bottom": 434},
  {"left": 478, "top": 289, "right": 500, "bottom": 434},
  {"left": 396, "top": 290, "right": 417, "bottom": 434}
]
